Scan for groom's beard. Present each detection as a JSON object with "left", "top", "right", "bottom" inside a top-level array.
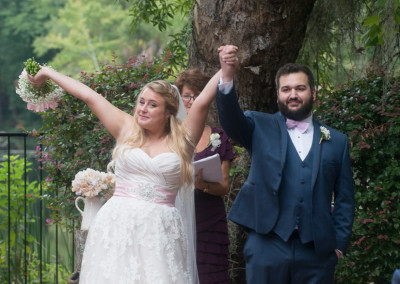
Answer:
[{"left": 278, "top": 96, "right": 314, "bottom": 121}]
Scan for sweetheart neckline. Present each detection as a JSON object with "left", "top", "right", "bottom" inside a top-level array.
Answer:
[{"left": 136, "top": 148, "right": 177, "bottom": 159}]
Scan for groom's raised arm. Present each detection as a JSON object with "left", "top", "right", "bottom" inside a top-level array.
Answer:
[{"left": 216, "top": 45, "right": 255, "bottom": 151}]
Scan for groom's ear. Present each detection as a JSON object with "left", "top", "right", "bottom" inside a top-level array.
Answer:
[{"left": 312, "top": 88, "right": 316, "bottom": 101}]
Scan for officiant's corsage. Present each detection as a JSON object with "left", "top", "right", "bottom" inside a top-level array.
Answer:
[
  {"left": 319, "top": 126, "right": 331, "bottom": 144},
  {"left": 16, "top": 58, "right": 64, "bottom": 112},
  {"left": 209, "top": 133, "right": 221, "bottom": 151}
]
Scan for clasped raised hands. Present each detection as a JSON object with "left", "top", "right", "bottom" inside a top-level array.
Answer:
[{"left": 218, "top": 45, "right": 239, "bottom": 82}]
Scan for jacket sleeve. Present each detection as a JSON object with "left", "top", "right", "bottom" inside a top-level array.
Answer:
[
  {"left": 216, "top": 84, "right": 255, "bottom": 152},
  {"left": 333, "top": 136, "right": 355, "bottom": 254}
]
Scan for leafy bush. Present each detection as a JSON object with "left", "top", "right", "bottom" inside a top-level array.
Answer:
[
  {"left": 26, "top": 252, "right": 70, "bottom": 283},
  {"left": 0, "top": 155, "right": 42, "bottom": 283},
  {"left": 315, "top": 62, "right": 400, "bottom": 283},
  {"left": 31, "top": 53, "right": 174, "bottom": 230}
]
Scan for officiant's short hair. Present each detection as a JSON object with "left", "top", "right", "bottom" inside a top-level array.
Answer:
[{"left": 175, "top": 69, "right": 211, "bottom": 95}]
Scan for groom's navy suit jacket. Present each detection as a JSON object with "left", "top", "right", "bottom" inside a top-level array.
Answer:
[{"left": 216, "top": 86, "right": 355, "bottom": 257}]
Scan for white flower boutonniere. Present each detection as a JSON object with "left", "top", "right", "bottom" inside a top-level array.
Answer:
[
  {"left": 319, "top": 126, "right": 331, "bottom": 144},
  {"left": 209, "top": 133, "right": 221, "bottom": 151}
]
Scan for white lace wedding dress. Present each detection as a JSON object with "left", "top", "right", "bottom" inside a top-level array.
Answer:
[{"left": 80, "top": 148, "right": 196, "bottom": 284}]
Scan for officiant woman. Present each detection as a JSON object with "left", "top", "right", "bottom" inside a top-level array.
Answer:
[{"left": 175, "top": 69, "right": 234, "bottom": 284}]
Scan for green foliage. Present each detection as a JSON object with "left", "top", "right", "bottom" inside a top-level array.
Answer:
[
  {"left": 361, "top": 0, "right": 400, "bottom": 48},
  {"left": 362, "top": 15, "right": 383, "bottom": 46},
  {"left": 315, "top": 63, "right": 400, "bottom": 283},
  {"left": 126, "top": 0, "right": 193, "bottom": 71},
  {"left": 34, "top": 53, "right": 174, "bottom": 230},
  {"left": 33, "top": 0, "right": 146, "bottom": 75},
  {"left": 228, "top": 146, "right": 249, "bottom": 179},
  {"left": 161, "top": 21, "right": 192, "bottom": 72},
  {"left": 26, "top": 252, "right": 71, "bottom": 283},
  {"left": 0, "top": 156, "right": 42, "bottom": 283},
  {"left": 298, "top": 0, "right": 400, "bottom": 87},
  {"left": 127, "top": 0, "right": 193, "bottom": 31},
  {"left": 0, "top": 0, "right": 63, "bottom": 131}
]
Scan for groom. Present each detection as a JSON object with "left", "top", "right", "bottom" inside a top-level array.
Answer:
[{"left": 216, "top": 46, "right": 355, "bottom": 283}]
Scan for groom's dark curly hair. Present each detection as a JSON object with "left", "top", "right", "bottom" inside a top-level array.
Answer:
[{"left": 275, "top": 63, "right": 315, "bottom": 92}]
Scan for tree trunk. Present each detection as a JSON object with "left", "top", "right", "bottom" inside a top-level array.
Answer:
[{"left": 189, "top": 0, "right": 316, "bottom": 125}]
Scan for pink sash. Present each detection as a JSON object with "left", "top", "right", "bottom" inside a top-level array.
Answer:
[{"left": 113, "top": 182, "right": 176, "bottom": 207}]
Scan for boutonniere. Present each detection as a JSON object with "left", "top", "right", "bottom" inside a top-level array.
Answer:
[
  {"left": 319, "top": 126, "right": 331, "bottom": 144},
  {"left": 209, "top": 133, "right": 221, "bottom": 151}
]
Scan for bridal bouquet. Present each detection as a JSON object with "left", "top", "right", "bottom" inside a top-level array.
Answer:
[
  {"left": 16, "top": 58, "right": 64, "bottom": 112},
  {"left": 71, "top": 168, "right": 115, "bottom": 198}
]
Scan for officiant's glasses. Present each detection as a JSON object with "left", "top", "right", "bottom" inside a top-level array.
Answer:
[{"left": 182, "top": 94, "right": 199, "bottom": 101}]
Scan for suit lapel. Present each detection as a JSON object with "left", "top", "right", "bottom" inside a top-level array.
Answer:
[
  {"left": 311, "top": 120, "right": 322, "bottom": 190},
  {"left": 275, "top": 113, "right": 288, "bottom": 170}
]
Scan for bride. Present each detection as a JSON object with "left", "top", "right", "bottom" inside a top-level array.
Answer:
[{"left": 28, "top": 46, "right": 239, "bottom": 283}]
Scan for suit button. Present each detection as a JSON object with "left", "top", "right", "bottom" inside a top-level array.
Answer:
[
  {"left": 301, "top": 163, "right": 305, "bottom": 167},
  {"left": 301, "top": 179, "right": 305, "bottom": 184},
  {"left": 273, "top": 191, "right": 277, "bottom": 196}
]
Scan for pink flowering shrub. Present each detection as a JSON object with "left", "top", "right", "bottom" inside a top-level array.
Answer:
[{"left": 315, "top": 62, "right": 400, "bottom": 283}]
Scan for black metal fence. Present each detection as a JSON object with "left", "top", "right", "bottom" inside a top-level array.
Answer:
[{"left": 0, "top": 133, "right": 74, "bottom": 283}]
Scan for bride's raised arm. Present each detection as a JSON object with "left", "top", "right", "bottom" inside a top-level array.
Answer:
[
  {"left": 183, "top": 69, "right": 220, "bottom": 145},
  {"left": 184, "top": 45, "right": 238, "bottom": 145},
  {"left": 28, "top": 67, "right": 132, "bottom": 141}
]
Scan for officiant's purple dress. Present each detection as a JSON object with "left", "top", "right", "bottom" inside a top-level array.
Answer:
[{"left": 194, "top": 127, "right": 234, "bottom": 284}]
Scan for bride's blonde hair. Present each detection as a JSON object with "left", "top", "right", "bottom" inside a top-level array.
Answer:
[{"left": 108, "top": 80, "right": 195, "bottom": 187}]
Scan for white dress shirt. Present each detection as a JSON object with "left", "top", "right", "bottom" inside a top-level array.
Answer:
[
  {"left": 218, "top": 78, "right": 233, "bottom": 94},
  {"left": 287, "top": 115, "right": 314, "bottom": 161}
]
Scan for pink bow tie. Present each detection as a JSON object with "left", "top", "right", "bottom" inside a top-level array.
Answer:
[{"left": 286, "top": 119, "right": 310, "bottom": 133}]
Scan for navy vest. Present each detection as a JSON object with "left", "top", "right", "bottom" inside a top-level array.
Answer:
[{"left": 273, "top": 138, "right": 314, "bottom": 243}]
